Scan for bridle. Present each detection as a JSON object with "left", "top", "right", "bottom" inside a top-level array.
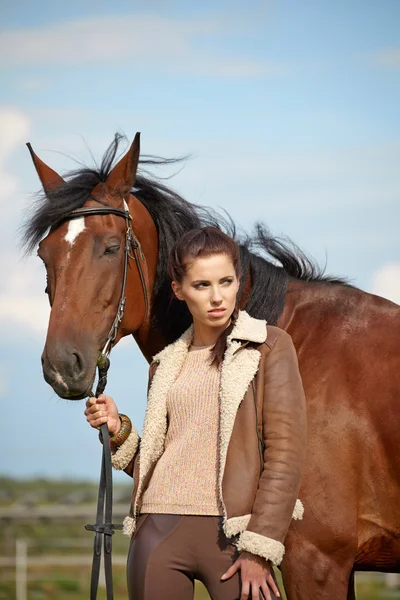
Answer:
[
  {"left": 63, "top": 202, "right": 150, "bottom": 352},
  {"left": 58, "top": 200, "right": 149, "bottom": 600}
]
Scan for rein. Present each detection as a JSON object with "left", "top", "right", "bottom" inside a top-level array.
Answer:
[{"left": 61, "top": 202, "right": 148, "bottom": 600}]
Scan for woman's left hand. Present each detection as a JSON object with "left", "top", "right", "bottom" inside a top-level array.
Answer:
[{"left": 221, "top": 551, "right": 281, "bottom": 600}]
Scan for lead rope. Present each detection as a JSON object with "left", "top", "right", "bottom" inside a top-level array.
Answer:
[{"left": 85, "top": 357, "right": 122, "bottom": 600}]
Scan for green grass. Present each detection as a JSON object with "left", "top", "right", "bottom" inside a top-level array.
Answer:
[
  {"left": 0, "top": 566, "right": 396, "bottom": 600},
  {"left": 1, "top": 478, "right": 398, "bottom": 599}
]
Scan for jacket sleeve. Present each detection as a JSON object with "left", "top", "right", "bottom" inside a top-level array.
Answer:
[
  {"left": 110, "top": 361, "right": 158, "bottom": 477},
  {"left": 236, "top": 330, "right": 307, "bottom": 566}
]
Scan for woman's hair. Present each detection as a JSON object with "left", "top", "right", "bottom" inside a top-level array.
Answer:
[{"left": 168, "top": 226, "right": 242, "bottom": 367}]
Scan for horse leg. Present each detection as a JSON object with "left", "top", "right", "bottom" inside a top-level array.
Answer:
[{"left": 281, "top": 538, "right": 356, "bottom": 600}]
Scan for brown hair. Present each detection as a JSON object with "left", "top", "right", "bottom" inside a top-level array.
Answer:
[{"left": 168, "top": 226, "right": 242, "bottom": 367}]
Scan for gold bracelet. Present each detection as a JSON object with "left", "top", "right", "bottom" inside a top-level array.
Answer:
[
  {"left": 109, "top": 414, "right": 132, "bottom": 450},
  {"left": 98, "top": 414, "right": 132, "bottom": 449}
]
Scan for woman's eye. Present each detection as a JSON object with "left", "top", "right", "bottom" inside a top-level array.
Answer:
[
  {"left": 104, "top": 245, "right": 120, "bottom": 255},
  {"left": 223, "top": 279, "right": 233, "bottom": 285},
  {"left": 194, "top": 283, "right": 208, "bottom": 289}
]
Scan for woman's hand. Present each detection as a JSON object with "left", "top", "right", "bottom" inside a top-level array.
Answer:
[
  {"left": 84, "top": 394, "right": 121, "bottom": 436},
  {"left": 221, "top": 551, "right": 281, "bottom": 600}
]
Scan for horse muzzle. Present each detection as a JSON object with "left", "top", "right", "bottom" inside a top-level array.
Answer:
[{"left": 41, "top": 344, "right": 97, "bottom": 400}]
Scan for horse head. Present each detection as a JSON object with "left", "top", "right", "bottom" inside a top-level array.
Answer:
[{"left": 27, "top": 134, "right": 158, "bottom": 400}]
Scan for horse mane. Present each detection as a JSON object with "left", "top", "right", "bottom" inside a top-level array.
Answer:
[{"left": 22, "top": 134, "right": 349, "bottom": 343}]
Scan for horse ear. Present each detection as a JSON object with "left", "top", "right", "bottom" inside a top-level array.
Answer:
[
  {"left": 105, "top": 132, "right": 140, "bottom": 198},
  {"left": 26, "top": 143, "right": 65, "bottom": 192}
]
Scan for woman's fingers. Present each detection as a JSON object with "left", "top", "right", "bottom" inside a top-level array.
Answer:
[
  {"left": 267, "top": 567, "right": 281, "bottom": 598},
  {"left": 240, "top": 580, "right": 250, "bottom": 600},
  {"left": 89, "top": 415, "right": 108, "bottom": 428},
  {"left": 261, "top": 581, "right": 272, "bottom": 600},
  {"left": 84, "top": 407, "right": 104, "bottom": 421},
  {"left": 85, "top": 412, "right": 108, "bottom": 428},
  {"left": 266, "top": 570, "right": 280, "bottom": 598},
  {"left": 85, "top": 405, "right": 106, "bottom": 417},
  {"left": 84, "top": 396, "right": 109, "bottom": 429},
  {"left": 85, "top": 396, "right": 106, "bottom": 409},
  {"left": 220, "top": 560, "right": 240, "bottom": 580},
  {"left": 252, "top": 582, "right": 260, "bottom": 600},
  {"left": 85, "top": 398, "right": 107, "bottom": 415}
]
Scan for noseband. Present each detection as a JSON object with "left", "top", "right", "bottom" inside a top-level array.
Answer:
[{"left": 59, "top": 201, "right": 149, "bottom": 600}]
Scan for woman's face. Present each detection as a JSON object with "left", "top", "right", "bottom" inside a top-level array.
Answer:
[{"left": 172, "top": 253, "right": 240, "bottom": 329}]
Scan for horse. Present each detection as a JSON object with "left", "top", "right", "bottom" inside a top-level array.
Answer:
[{"left": 23, "top": 133, "right": 400, "bottom": 599}]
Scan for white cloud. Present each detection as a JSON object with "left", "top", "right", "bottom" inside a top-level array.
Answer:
[
  {"left": 371, "top": 264, "right": 400, "bottom": 305},
  {"left": 0, "top": 255, "right": 50, "bottom": 336},
  {"left": 0, "top": 15, "right": 285, "bottom": 78},
  {"left": 0, "top": 108, "right": 30, "bottom": 206},
  {"left": 0, "top": 108, "right": 50, "bottom": 337},
  {"left": 372, "top": 47, "right": 400, "bottom": 69}
]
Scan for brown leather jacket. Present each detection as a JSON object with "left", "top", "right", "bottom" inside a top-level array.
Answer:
[{"left": 111, "top": 311, "right": 307, "bottom": 565}]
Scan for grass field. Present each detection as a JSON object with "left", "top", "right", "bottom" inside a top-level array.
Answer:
[
  {"left": 1, "top": 478, "right": 399, "bottom": 599},
  {"left": 1, "top": 560, "right": 398, "bottom": 600}
]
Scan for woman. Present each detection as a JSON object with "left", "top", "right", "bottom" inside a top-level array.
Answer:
[{"left": 85, "top": 227, "right": 307, "bottom": 600}]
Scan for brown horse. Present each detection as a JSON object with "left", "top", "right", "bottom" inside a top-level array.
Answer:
[{"left": 23, "top": 134, "right": 400, "bottom": 599}]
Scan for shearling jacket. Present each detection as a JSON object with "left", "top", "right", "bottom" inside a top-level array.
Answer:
[{"left": 111, "top": 310, "right": 307, "bottom": 566}]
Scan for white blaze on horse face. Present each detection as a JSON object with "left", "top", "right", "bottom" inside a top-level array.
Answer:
[{"left": 65, "top": 217, "right": 86, "bottom": 246}]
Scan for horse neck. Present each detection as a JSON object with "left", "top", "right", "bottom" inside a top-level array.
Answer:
[
  {"left": 122, "top": 195, "right": 167, "bottom": 362},
  {"left": 132, "top": 328, "right": 166, "bottom": 364},
  {"left": 277, "top": 279, "right": 345, "bottom": 339}
]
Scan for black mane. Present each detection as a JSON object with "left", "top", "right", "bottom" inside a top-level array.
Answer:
[{"left": 23, "top": 134, "right": 348, "bottom": 343}]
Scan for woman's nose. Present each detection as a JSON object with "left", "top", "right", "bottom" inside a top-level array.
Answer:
[{"left": 211, "top": 287, "right": 223, "bottom": 303}]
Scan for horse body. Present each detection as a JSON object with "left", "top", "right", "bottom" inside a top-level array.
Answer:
[
  {"left": 280, "top": 281, "right": 400, "bottom": 596},
  {"left": 23, "top": 134, "right": 400, "bottom": 599}
]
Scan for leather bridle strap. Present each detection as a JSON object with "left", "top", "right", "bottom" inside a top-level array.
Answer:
[
  {"left": 60, "top": 206, "right": 130, "bottom": 221},
  {"left": 58, "top": 202, "right": 149, "bottom": 600},
  {"left": 59, "top": 204, "right": 150, "bottom": 343}
]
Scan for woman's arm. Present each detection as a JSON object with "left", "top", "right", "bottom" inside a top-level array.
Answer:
[
  {"left": 222, "top": 330, "right": 306, "bottom": 599},
  {"left": 85, "top": 361, "right": 159, "bottom": 478},
  {"left": 84, "top": 393, "right": 140, "bottom": 477},
  {"left": 237, "top": 329, "right": 307, "bottom": 565}
]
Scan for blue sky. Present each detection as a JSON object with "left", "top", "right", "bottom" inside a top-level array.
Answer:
[{"left": 0, "top": 0, "right": 399, "bottom": 480}]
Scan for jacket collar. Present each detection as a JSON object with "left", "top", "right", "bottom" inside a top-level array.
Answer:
[
  {"left": 152, "top": 310, "right": 267, "bottom": 364},
  {"left": 227, "top": 310, "right": 268, "bottom": 344}
]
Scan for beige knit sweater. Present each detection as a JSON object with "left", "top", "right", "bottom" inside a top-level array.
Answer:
[{"left": 140, "top": 344, "right": 223, "bottom": 515}]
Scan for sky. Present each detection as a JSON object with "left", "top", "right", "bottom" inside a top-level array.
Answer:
[{"left": 0, "top": 0, "right": 399, "bottom": 481}]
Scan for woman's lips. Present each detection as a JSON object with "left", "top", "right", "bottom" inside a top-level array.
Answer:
[{"left": 208, "top": 308, "right": 227, "bottom": 316}]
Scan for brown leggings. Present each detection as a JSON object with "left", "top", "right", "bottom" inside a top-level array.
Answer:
[{"left": 127, "top": 514, "right": 280, "bottom": 600}]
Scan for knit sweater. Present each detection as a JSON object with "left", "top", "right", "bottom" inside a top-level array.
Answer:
[{"left": 140, "top": 344, "right": 223, "bottom": 515}]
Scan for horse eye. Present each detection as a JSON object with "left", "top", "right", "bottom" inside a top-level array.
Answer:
[
  {"left": 104, "top": 245, "right": 120, "bottom": 255},
  {"left": 45, "top": 286, "right": 48, "bottom": 295}
]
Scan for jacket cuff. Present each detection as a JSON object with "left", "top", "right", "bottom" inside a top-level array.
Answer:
[
  {"left": 236, "top": 530, "right": 285, "bottom": 566},
  {"left": 110, "top": 428, "right": 139, "bottom": 470},
  {"left": 224, "top": 514, "right": 252, "bottom": 537}
]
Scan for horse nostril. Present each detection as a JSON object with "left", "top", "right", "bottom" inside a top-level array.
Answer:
[{"left": 72, "top": 351, "right": 85, "bottom": 375}]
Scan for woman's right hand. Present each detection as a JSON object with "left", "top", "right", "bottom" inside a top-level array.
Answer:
[{"left": 84, "top": 394, "right": 121, "bottom": 436}]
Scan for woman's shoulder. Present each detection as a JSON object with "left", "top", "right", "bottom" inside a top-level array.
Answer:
[{"left": 262, "top": 324, "right": 294, "bottom": 352}]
